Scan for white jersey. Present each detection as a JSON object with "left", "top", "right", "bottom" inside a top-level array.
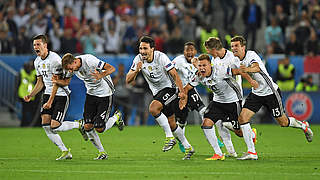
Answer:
[
  {"left": 73, "top": 54, "right": 114, "bottom": 97},
  {"left": 241, "top": 50, "right": 278, "bottom": 96},
  {"left": 34, "top": 51, "right": 70, "bottom": 96},
  {"left": 190, "top": 50, "right": 242, "bottom": 103},
  {"left": 172, "top": 55, "right": 198, "bottom": 87},
  {"left": 131, "top": 51, "right": 175, "bottom": 96}
]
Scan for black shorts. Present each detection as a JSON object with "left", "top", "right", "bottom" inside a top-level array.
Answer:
[
  {"left": 204, "top": 101, "right": 242, "bottom": 130},
  {"left": 243, "top": 88, "right": 285, "bottom": 118},
  {"left": 153, "top": 87, "right": 186, "bottom": 118},
  {"left": 41, "top": 94, "right": 69, "bottom": 122},
  {"left": 187, "top": 88, "right": 205, "bottom": 111},
  {"left": 83, "top": 94, "right": 113, "bottom": 128}
]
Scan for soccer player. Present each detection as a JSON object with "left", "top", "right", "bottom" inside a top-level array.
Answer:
[
  {"left": 230, "top": 35, "right": 314, "bottom": 160},
  {"left": 126, "top": 36, "right": 194, "bottom": 160},
  {"left": 24, "top": 35, "right": 87, "bottom": 160},
  {"left": 60, "top": 53, "right": 125, "bottom": 160},
  {"left": 172, "top": 42, "right": 224, "bottom": 152}
]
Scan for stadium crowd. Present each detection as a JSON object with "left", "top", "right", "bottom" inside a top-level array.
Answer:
[{"left": 1, "top": 0, "right": 320, "bottom": 56}]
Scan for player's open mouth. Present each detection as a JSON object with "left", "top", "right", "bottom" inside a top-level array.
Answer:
[{"left": 35, "top": 50, "right": 40, "bottom": 53}]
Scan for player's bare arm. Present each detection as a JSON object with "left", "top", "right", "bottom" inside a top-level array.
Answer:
[
  {"left": 24, "top": 76, "right": 44, "bottom": 102},
  {"left": 232, "top": 68, "right": 259, "bottom": 89},
  {"left": 240, "top": 62, "right": 260, "bottom": 73},
  {"left": 91, "top": 63, "right": 115, "bottom": 82},
  {"left": 126, "top": 61, "right": 142, "bottom": 84},
  {"left": 168, "top": 68, "right": 187, "bottom": 109}
]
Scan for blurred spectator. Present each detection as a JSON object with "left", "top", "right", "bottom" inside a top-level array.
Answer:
[
  {"left": 104, "top": 16, "right": 121, "bottom": 54},
  {"left": 113, "top": 63, "right": 130, "bottom": 125},
  {"left": 49, "top": 20, "right": 63, "bottom": 52},
  {"left": 219, "top": 0, "right": 238, "bottom": 31},
  {"left": 13, "top": 7, "right": 30, "bottom": 29},
  {"left": 77, "top": 25, "right": 97, "bottom": 54},
  {"left": 63, "top": 6, "right": 79, "bottom": 33},
  {"left": 123, "top": 16, "right": 139, "bottom": 54},
  {"left": 15, "top": 26, "right": 32, "bottom": 54},
  {"left": 102, "top": 2, "right": 114, "bottom": 26},
  {"left": 265, "top": 17, "right": 284, "bottom": 54},
  {"left": 294, "top": 10, "right": 312, "bottom": 47},
  {"left": 242, "top": 0, "right": 262, "bottom": 50},
  {"left": 311, "top": 9, "right": 320, "bottom": 39},
  {"left": 147, "top": 0, "right": 166, "bottom": 26},
  {"left": 285, "top": 32, "right": 304, "bottom": 55},
  {"left": 276, "top": 57, "right": 295, "bottom": 91},
  {"left": 60, "top": 28, "right": 78, "bottom": 54},
  {"left": 91, "top": 22, "right": 105, "bottom": 54},
  {"left": 83, "top": 0, "right": 100, "bottom": 24},
  {"left": 6, "top": 6, "right": 18, "bottom": 39},
  {"left": 306, "top": 29, "right": 320, "bottom": 57},
  {"left": 199, "top": 23, "right": 219, "bottom": 53},
  {"left": 197, "top": 0, "right": 213, "bottom": 26},
  {"left": 0, "top": 24, "right": 13, "bottom": 54},
  {"left": 133, "top": 0, "right": 147, "bottom": 29},
  {"left": 30, "top": 11, "right": 47, "bottom": 37},
  {"left": 296, "top": 75, "right": 318, "bottom": 92},
  {"left": 274, "top": 4, "right": 288, "bottom": 39},
  {"left": 166, "top": 26, "right": 184, "bottom": 54},
  {"left": 179, "top": 13, "right": 196, "bottom": 42}
]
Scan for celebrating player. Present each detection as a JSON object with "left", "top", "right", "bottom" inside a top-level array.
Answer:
[
  {"left": 126, "top": 36, "right": 194, "bottom": 160},
  {"left": 24, "top": 35, "right": 87, "bottom": 160},
  {"left": 231, "top": 35, "right": 313, "bottom": 160}
]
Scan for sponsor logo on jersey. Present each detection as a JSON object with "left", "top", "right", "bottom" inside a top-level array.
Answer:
[{"left": 285, "top": 92, "right": 313, "bottom": 121}]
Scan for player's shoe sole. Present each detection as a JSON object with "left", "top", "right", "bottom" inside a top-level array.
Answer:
[
  {"left": 114, "top": 110, "right": 125, "bottom": 131},
  {"left": 205, "top": 154, "right": 225, "bottom": 161},
  {"left": 237, "top": 152, "right": 258, "bottom": 160}
]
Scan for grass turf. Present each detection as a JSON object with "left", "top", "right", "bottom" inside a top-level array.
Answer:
[{"left": 0, "top": 124, "right": 319, "bottom": 180}]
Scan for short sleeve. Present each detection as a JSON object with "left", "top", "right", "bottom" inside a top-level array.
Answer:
[
  {"left": 87, "top": 54, "right": 105, "bottom": 70},
  {"left": 34, "top": 60, "right": 41, "bottom": 76},
  {"left": 131, "top": 55, "right": 141, "bottom": 71},
  {"left": 52, "top": 59, "right": 63, "bottom": 75},
  {"left": 160, "top": 54, "right": 174, "bottom": 71}
]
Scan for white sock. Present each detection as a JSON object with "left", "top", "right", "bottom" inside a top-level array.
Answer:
[
  {"left": 43, "top": 125, "right": 67, "bottom": 151},
  {"left": 202, "top": 126, "right": 223, "bottom": 156},
  {"left": 288, "top": 117, "right": 305, "bottom": 129},
  {"left": 155, "top": 113, "right": 173, "bottom": 137},
  {"left": 173, "top": 126, "right": 191, "bottom": 149},
  {"left": 198, "top": 107, "right": 206, "bottom": 120},
  {"left": 240, "top": 123, "right": 256, "bottom": 153},
  {"left": 53, "top": 121, "right": 79, "bottom": 132},
  {"left": 216, "top": 120, "right": 236, "bottom": 154},
  {"left": 222, "top": 122, "right": 235, "bottom": 132},
  {"left": 105, "top": 115, "right": 117, "bottom": 131},
  {"left": 87, "top": 130, "right": 105, "bottom": 152}
]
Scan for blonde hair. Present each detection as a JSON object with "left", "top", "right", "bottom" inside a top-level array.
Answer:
[
  {"left": 61, "top": 53, "right": 75, "bottom": 69},
  {"left": 204, "top": 37, "right": 223, "bottom": 50}
]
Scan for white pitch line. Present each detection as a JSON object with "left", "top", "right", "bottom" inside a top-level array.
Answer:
[{"left": 0, "top": 169, "right": 319, "bottom": 176}]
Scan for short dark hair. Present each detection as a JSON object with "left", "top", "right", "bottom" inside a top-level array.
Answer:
[
  {"left": 198, "top": 54, "right": 211, "bottom": 62},
  {"left": 32, "top": 34, "right": 48, "bottom": 44},
  {"left": 139, "top": 36, "right": 155, "bottom": 48},
  {"left": 231, "top": 36, "right": 247, "bottom": 47},
  {"left": 184, "top": 41, "right": 196, "bottom": 47},
  {"left": 204, "top": 37, "right": 223, "bottom": 50}
]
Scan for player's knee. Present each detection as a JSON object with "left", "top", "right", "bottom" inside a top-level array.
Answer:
[
  {"left": 95, "top": 128, "right": 104, "bottom": 133},
  {"left": 202, "top": 118, "right": 213, "bottom": 127},
  {"left": 235, "top": 129, "right": 243, "bottom": 137},
  {"left": 84, "top": 123, "right": 94, "bottom": 131},
  {"left": 149, "top": 106, "right": 160, "bottom": 116}
]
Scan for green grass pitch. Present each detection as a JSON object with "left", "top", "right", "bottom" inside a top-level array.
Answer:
[{"left": 0, "top": 124, "right": 319, "bottom": 180}]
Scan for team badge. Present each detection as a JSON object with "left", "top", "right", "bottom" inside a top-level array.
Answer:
[
  {"left": 148, "top": 66, "right": 152, "bottom": 71},
  {"left": 285, "top": 92, "right": 313, "bottom": 121},
  {"left": 42, "top": 64, "right": 46, "bottom": 68}
]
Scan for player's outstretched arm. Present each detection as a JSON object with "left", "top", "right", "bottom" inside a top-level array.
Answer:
[{"left": 24, "top": 76, "right": 44, "bottom": 102}]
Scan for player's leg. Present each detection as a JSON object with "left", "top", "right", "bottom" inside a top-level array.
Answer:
[
  {"left": 201, "top": 102, "right": 225, "bottom": 160},
  {"left": 270, "top": 89, "right": 313, "bottom": 142},
  {"left": 40, "top": 95, "right": 71, "bottom": 160}
]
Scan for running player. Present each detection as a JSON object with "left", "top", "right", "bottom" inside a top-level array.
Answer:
[
  {"left": 172, "top": 42, "right": 224, "bottom": 152},
  {"left": 230, "top": 35, "right": 313, "bottom": 160},
  {"left": 24, "top": 35, "right": 87, "bottom": 160},
  {"left": 60, "top": 53, "right": 125, "bottom": 160},
  {"left": 126, "top": 36, "right": 194, "bottom": 160}
]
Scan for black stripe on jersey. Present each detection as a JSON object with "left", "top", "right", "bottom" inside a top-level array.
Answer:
[
  {"left": 61, "top": 86, "right": 70, "bottom": 96},
  {"left": 259, "top": 71, "right": 285, "bottom": 114},
  {"left": 225, "top": 78, "right": 242, "bottom": 101},
  {"left": 103, "top": 76, "right": 115, "bottom": 92}
]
